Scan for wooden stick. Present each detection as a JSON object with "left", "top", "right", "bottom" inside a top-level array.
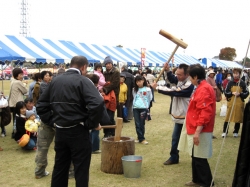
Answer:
[
  {"left": 155, "top": 44, "right": 179, "bottom": 83},
  {"left": 101, "top": 125, "right": 117, "bottom": 129},
  {"left": 114, "top": 118, "right": 123, "bottom": 141}
]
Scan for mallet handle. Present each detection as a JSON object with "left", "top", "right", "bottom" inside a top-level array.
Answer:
[
  {"left": 101, "top": 125, "right": 117, "bottom": 129},
  {"left": 155, "top": 45, "right": 179, "bottom": 83}
]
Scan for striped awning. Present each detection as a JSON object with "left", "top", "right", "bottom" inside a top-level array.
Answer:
[{"left": 0, "top": 35, "right": 203, "bottom": 67}]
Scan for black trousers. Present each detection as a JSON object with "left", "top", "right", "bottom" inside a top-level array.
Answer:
[
  {"left": 51, "top": 125, "right": 92, "bottom": 187},
  {"left": 192, "top": 155, "right": 213, "bottom": 187},
  {"left": 223, "top": 122, "right": 240, "bottom": 133}
]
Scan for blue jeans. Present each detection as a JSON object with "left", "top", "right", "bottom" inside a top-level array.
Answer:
[
  {"left": 91, "top": 130, "right": 100, "bottom": 152},
  {"left": 23, "top": 136, "right": 37, "bottom": 150},
  {"left": 169, "top": 123, "right": 183, "bottom": 162},
  {"left": 133, "top": 108, "right": 147, "bottom": 142}
]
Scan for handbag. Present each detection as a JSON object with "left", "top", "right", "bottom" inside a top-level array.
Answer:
[
  {"left": 216, "top": 89, "right": 222, "bottom": 102},
  {"left": 18, "top": 131, "right": 30, "bottom": 147},
  {"left": 0, "top": 95, "right": 8, "bottom": 108},
  {"left": 1, "top": 106, "right": 11, "bottom": 127}
]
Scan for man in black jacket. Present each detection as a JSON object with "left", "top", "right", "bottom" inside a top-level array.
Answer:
[
  {"left": 37, "top": 56, "right": 104, "bottom": 187},
  {"left": 121, "top": 65, "right": 134, "bottom": 121}
]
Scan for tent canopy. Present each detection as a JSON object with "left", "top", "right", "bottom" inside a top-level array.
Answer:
[
  {"left": 0, "top": 35, "right": 203, "bottom": 67},
  {"left": 202, "top": 58, "right": 242, "bottom": 68}
]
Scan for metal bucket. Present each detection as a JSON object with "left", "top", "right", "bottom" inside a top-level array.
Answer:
[{"left": 121, "top": 155, "right": 142, "bottom": 178}]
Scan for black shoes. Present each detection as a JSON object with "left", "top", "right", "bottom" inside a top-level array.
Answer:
[
  {"left": 163, "top": 159, "right": 179, "bottom": 165},
  {"left": 123, "top": 119, "right": 130, "bottom": 123}
]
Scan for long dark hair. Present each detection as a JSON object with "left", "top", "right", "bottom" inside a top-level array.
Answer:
[
  {"left": 15, "top": 101, "right": 26, "bottom": 116},
  {"left": 134, "top": 75, "right": 147, "bottom": 93}
]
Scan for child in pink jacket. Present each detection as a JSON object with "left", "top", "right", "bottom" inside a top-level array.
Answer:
[{"left": 94, "top": 63, "right": 106, "bottom": 91}]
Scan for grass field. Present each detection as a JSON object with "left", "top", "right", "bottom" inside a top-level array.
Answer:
[{"left": 0, "top": 80, "right": 241, "bottom": 187}]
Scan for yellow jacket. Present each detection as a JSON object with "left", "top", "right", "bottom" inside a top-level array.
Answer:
[
  {"left": 119, "top": 83, "right": 127, "bottom": 103},
  {"left": 25, "top": 119, "right": 40, "bottom": 132}
]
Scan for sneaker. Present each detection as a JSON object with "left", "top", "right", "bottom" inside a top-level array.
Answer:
[
  {"left": 233, "top": 133, "right": 238, "bottom": 138},
  {"left": 1, "top": 133, "right": 6, "bottom": 137},
  {"left": 185, "top": 181, "right": 200, "bottom": 186},
  {"left": 134, "top": 139, "right": 139, "bottom": 143},
  {"left": 221, "top": 133, "right": 226, "bottom": 138},
  {"left": 92, "top": 150, "right": 101, "bottom": 154},
  {"left": 35, "top": 171, "right": 50, "bottom": 179},
  {"left": 140, "top": 140, "right": 148, "bottom": 145}
]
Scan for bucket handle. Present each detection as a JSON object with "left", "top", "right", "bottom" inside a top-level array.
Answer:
[{"left": 135, "top": 160, "right": 142, "bottom": 162}]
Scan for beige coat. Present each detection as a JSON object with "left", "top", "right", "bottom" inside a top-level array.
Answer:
[
  {"left": 225, "top": 86, "right": 244, "bottom": 123},
  {"left": 8, "top": 79, "right": 28, "bottom": 107}
]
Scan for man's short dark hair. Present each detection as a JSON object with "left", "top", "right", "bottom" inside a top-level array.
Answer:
[
  {"left": 34, "top": 73, "right": 41, "bottom": 81},
  {"left": 147, "top": 69, "right": 152, "bottom": 74},
  {"left": 24, "top": 98, "right": 33, "bottom": 104},
  {"left": 70, "top": 56, "right": 88, "bottom": 69},
  {"left": 12, "top": 68, "right": 23, "bottom": 79},
  {"left": 178, "top": 63, "right": 189, "bottom": 75},
  {"left": 85, "top": 73, "right": 100, "bottom": 85},
  {"left": 188, "top": 64, "right": 206, "bottom": 80}
]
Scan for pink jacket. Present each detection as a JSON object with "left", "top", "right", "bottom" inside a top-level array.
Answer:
[{"left": 94, "top": 70, "right": 106, "bottom": 90}]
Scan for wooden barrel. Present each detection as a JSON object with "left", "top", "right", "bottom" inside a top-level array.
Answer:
[{"left": 101, "top": 136, "right": 135, "bottom": 174}]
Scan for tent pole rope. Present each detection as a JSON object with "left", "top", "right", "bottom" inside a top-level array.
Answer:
[{"left": 211, "top": 39, "right": 250, "bottom": 187}]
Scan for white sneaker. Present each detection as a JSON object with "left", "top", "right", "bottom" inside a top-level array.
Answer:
[
  {"left": 233, "top": 133, "right": 238, "bottom": 138},
  {"left": 1, "top": 133, "right": 6, "bottom": 137},
  {"left": 134, "top": 139, "right": 139, "bottom": 143},
  {"left": 140, "top": 140, "right": 148, "bottom": 145},
  {"left": 221, "top": 133, "right": 226, "bottom": 138}
]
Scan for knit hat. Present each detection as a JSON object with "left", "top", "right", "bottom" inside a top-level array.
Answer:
[
  {"left": 26, "top": 110, "right": 35, "bottom": 119},
  {"left": 120, "top": 72, "right": 126, "bottom": 80},
  {"left": 104, "top": 56, "right": 113, "bottom": 65}
]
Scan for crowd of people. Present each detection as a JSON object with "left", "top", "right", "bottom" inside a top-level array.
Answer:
[{"left": 0, "top": 56, "right": 249, "bottom": 187}]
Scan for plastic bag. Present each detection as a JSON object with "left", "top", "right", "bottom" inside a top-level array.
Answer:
[{"left": 220, "top": 104, "right": 227, "bottom": 117}]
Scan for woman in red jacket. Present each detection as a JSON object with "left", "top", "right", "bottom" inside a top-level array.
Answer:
[{"left": 180, "top": 64, "right": 216, "bottom": 187}]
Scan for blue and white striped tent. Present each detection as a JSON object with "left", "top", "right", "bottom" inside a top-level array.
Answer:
[
  {"left": 0, "top": 35, "right": 202, "bottom": 67},
  {"left": 202, "top": 58, "right": 242, "bottom": 68}
]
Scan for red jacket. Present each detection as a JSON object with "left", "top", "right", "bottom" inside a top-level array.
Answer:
[
  {"left": 186, "top": 80, "right": 216, "bottom": 134},
  {"left": 103, "top": 90, "right": 116, "bottom": 112}
]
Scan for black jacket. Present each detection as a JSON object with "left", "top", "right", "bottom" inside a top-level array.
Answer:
[
  {"left": 37, "top": 69, "right": 105, "bottom": 129},
  {"left": 121, "top": 70, "right": 135, "bottom": 106},
  {"left": 224, "top": 79, "right": 249, "bottom": 102},
  {"left": 232, "top": 100, "right": 250, "bottom": 187}
]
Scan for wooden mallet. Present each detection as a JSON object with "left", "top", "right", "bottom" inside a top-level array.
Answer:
[
  {"left": 101, "top": 117, "right": 123, "bottom": 141},
  {"left": 155, "top": 30, "right": 188, "bottom": 82}
]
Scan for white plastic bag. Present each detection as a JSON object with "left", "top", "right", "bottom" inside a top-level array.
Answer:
[
  {"left": 0, "top": 94, "right": 8, "bottom": 108},
  {"left": 220, "top": 104, "right": 227, "bottom": 117}
]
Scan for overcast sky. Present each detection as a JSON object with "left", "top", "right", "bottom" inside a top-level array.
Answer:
[{"left": 0, "top": 0, "right": 249, "bottom": 61}]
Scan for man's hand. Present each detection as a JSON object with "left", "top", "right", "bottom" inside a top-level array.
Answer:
[
  {"left": 164, "top": 62, "right": 170, "bottom": 71},
  {"left": 95, "top": 124, "right": 102, "bottom": 130},
  {"left": 151, "top": 81, "right": 158, "bottom": 90}
]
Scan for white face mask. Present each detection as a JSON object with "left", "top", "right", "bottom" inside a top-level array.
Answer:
[{"left": 227, "top": 76, "right": 231, "bottom": 80}]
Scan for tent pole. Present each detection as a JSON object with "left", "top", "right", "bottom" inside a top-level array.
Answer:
[{"left": 1, "top": 64, "right": 3, "bottom": 92}]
